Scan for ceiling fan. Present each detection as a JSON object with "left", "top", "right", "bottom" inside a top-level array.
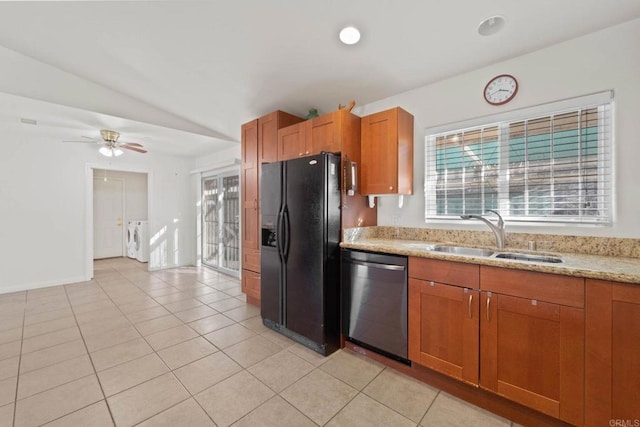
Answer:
[{"left": 64, "top": 129, "right": 147, "bottom": 157}]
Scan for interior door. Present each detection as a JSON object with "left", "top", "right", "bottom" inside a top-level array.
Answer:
[{"left": 94, "top": 177, "right": 124, "bottom": 259}]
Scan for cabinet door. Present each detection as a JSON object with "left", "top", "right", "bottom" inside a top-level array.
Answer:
[
  {"left": 361, "top": 109, "right": 398, "bottom": 194},
  {"left": 361, "top": 107, "right": 413, "bottom": 195},
  {"left": 480, "top": 292, "right": 584, "bottom": 425},
  {"left": 242, "top": 269, "right": 260, "bottom": 303},
  {"left": 241, "top": 119, "right": 260, "bottom": 257},
  {"left": 241, "top": 163, "right": 260, "bottom": 272},
  {"left": 308, "top": 111, "right": 341, "bottom": 154},
  {"left": 409, "top": 279, "right": 479, "bottom": 385},
  {"left": 258, "top": 112, "right": 279, "bottom": 163},
  {"left": 278, "top": 122, "right": 307, "bottom": 161},
  {"left": 586, "top": 280, "right": 640, "bottom": 425},
  {"left": 242, "top": 120, "right": 258, "bottom": 168}
]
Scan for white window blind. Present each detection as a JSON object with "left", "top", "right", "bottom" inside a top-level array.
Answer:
[{"left": 425, "top": 92, "right": 613, "bottom": 224}]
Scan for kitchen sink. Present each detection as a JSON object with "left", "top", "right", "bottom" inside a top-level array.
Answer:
[
  {"left": 431, "top": 245, "right": 496, "bottom": 257},
  {"left": 494, "top": 253, "right": 563, "bottom": 263},
  {"left": 407, "top": 243, "right": 564, "bottom": 264}
]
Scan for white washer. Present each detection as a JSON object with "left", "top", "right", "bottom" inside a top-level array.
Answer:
[
  {"left": 134, "top": 220, "right": 149, "bottom": 263},
  {"left": 126, "top": 220, "right": 137, "bottom": 259}
]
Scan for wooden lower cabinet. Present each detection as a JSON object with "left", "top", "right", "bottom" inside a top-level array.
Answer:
[
  {"left": 408, "top": 260, "right": 586, "bottom": 426},
  {"left": 241, "top": 269, "right": 260, "bottom": 306},
  {"left": 409, "top": 278, "right": 480, "bottom": 385},
  {"left": 480, "top": 291, "right": 584, "bottom": 425},
  {"left": 586, "top": 279, "right": 640, "bottom": 425}
]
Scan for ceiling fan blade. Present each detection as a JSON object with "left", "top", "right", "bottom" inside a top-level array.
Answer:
[
  {"left": 121, "top": 142, "right": 144, "bottom": 148},
  {"left": 62, "top": 139, "right": 99, "bottom": 143},
  {"left": 122, "top": 145, "right": 147, "bottom": 154}
]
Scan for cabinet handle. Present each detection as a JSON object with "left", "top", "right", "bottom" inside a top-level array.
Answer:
[
  {"left": 468, "top": 294, "right": 473, "bottom": 319},
  {"left": 486, "top": 293, "right": 491, "bottom": 322}
]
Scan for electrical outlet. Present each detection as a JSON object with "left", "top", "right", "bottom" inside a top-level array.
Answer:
[{"left": 391, "top": 215, "right": 401, "bottom": 226}]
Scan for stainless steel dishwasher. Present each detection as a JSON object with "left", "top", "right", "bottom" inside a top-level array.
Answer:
[{"left": 341, "top": 249, "right": 409, "bottom": 363}]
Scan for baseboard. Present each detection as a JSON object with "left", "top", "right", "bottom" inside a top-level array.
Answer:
[{"left": 0, "top": 275, "right": 90, "bottom": 295}]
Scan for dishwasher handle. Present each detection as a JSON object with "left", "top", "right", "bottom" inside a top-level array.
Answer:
[{"left": 347, "top": 259, "right": 406, "bottom": 271}]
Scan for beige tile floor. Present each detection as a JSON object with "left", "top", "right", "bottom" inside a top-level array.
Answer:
[{"left": 0, "top": 258, "right": 517, "bottom": 427}]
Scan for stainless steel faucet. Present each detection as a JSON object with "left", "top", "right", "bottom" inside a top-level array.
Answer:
[{"left": 460, "top": 210, "right": 505, "bottom": 249}]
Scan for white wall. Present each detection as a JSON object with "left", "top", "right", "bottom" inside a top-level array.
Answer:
[
  {"left": 0, "top": 126, "right": 196, "bottom": 294},
  {"left": 354, "top": 18, "right": 640, "bottom": 238}
]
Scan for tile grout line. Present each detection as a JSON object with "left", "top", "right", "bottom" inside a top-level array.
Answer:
[
  {"left": 62, "top": 280, "right": 118, "bottom": 427},
  {"left": 92, "top": 264, "right": 221, "bottom": 426},
  {"left": 11, "top": 290, "right": 27, "bottom": 427},
  {"left": 418, "top": 389, "right": 442, "bottom": 425}
]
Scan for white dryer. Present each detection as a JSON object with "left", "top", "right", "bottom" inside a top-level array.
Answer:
[
  {"left": 134, "top": 220, "right": 149, "bottom": 263},
  {"left": 126, "top": 220, "right": 137, "bottom": 259}
]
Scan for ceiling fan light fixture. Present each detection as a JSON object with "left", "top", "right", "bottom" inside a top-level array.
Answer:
[{"left": 99, "top": 146, "right": 124, "bottom": 157}]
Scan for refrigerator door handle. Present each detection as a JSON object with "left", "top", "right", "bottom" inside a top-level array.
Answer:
[
  {"left": 276, "top": 210, "right": 284, "bottom": 260},
  {"left": 282, "top": 205, "right": 291, "bottom": 261}
]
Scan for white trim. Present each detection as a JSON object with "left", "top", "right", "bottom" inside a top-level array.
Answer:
[
  {"left": 190, "top": 158, "right": 240, "bottom": 175},
  {"left": 85, "top": 163, "right": 152, "bottom": 280},
  {"left": 0, "top": 276, "right": 89, "bottom": 295}
]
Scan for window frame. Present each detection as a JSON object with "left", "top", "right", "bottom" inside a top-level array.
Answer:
[{"left": 424, "top": 91, "right": 614, "bottom": 225}]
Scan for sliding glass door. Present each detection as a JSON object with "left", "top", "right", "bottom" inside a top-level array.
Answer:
[{"left": 202, "top": 172, "right": 240, "bottom": 275}]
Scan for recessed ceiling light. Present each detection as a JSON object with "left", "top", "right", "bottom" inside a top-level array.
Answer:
[
  {"left": 339, "top": 26, "right": 361, "bottom": 45},
  {"left": 477, "top": 15, "right": 506, "bottom": 36}
]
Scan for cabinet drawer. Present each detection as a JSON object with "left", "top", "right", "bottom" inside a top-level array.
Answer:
[
  {"left": 409, "top": 257, "right": 479, "bottom": 288},
  {"left": 481, "top": 266, "right": 584, "bottom": 308}
]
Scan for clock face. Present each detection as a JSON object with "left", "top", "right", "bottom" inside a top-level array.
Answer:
[{"left": 484, "top": 74, "right": 518, "bottom": 105}]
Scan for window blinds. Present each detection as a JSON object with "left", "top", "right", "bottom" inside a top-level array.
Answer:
[{"left": 425, "top": 92, "right": 612, "bottom": 224}]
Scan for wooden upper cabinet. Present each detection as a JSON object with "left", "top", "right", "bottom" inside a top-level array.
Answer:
[
  {"left": 479, "top": 267, "right": 585, "bottom": 426},
  {"left": 278, "top": 121, "right": 307, "bottom": 161},
  {"left": 361, "top": 107, "right": 414, "bottom": 195},
  {"left": 585, "top": 279, "right": 640, "bottom": 426},
  {"left": 408, "top": 258, "right": 480, "bottom": 385},
  {"left": 241, "top": 119, "right": 258, "bottom": 168},
  {"left": 307, "top": 110, "right": 342, "bottom": 154},
  {"left": 277, "top": 109, "right": 362, "bottom": 161},
  {"left": 258, "top": 112, "right": 279, "bottom": 163},
  {"left": 261, "top": 111, "right": 303, "bottom": 163}
]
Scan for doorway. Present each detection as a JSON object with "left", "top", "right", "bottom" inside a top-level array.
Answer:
[
  {"left": 92, "top": 168, "right": 148, "bottom": 261},
  {"left": 201, "top": 172, "right": 240, "bottom": 276}
]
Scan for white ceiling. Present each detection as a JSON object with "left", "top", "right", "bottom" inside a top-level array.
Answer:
[{"left": 0, "top": 1, "right": 639, "bottom": 156}]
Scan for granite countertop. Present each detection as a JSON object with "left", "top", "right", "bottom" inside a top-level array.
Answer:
[{"left": 340, "top": 238, "right": 640, "bottom": 285}]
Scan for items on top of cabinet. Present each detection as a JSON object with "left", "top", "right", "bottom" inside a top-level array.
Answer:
[{"left": 360, "top": 107, "right": 414, "bottom": 207}]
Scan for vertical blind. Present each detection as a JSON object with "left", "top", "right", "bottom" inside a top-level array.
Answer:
[{"left": 425, "top": 93, "right": 612, "bottom": 224}]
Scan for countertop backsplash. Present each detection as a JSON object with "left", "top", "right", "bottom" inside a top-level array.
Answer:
[{"left": 343, "top": 226, "right": 640, "bottom": 259}]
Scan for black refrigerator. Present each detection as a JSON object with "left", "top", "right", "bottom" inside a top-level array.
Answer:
[{"left": 260, "top": 152, "right": 341, "bottom": 356}]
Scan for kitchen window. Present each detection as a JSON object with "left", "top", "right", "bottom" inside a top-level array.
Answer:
[{"left": 424, "top": 91, "right": 613, "bottom": 224}]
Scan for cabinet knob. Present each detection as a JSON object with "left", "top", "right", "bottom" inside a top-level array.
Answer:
[
  {"left": 389, "top": 186, "right": 394, "bottom": 191},
  {"left": 298, "top": 153, "right": 303, "bottom": 156},
  {"left": 305, "top": 151, "right": 310, "bottom": 154}
]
